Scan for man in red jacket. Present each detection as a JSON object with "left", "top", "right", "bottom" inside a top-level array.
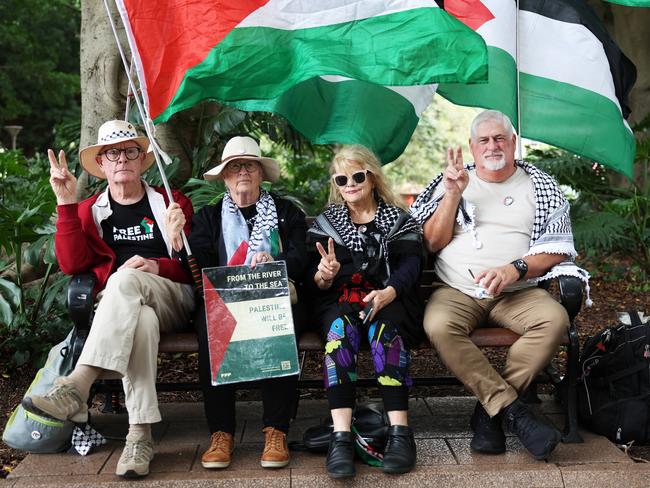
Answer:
[{"left": 22, "top": 120, "right": 194, "bottom": 478}]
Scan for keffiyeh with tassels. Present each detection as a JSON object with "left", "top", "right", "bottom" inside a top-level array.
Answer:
[
  {"left": 409, "top": 161, "right": 592, "bottom": 305},
  {"left": 222, "top": 189, "right": 279, "bottom": 265}
]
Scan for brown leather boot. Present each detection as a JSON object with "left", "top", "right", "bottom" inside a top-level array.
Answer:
[
  {"left": 201, "top": 431, "right": 234, "bottom": 469},
  {"left": 260, "top": 427, "right": 289, "bottom": 468}
]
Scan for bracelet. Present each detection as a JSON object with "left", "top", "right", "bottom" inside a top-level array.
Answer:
[{"left": 319, "top": 272, "right": 333, "bottom": 284}]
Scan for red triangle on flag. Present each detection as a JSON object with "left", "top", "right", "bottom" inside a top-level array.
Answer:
[
  {"left": 203, "top": 274, "right": 238, "bottom": 384},
  {"left": 227, "top": 241, "right": 249, "bottom": 266},
  {"left": 445, "top": 0, "right": 495, "bottom": 31}
]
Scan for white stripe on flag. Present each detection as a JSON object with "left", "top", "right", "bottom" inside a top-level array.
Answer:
[{"left": 238, "top": 0, "right": 441, "bottom": 30}]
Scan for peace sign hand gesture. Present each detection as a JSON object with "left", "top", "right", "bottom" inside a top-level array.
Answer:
[
  {"left": 48, "top": 149, "right": 77, "bottom": 205},
  {"left": 443, "top": 146, "right": 468, "bottom": 196},
  {"left": 315, "top": 237, "right": 340, "bottom": 289}
]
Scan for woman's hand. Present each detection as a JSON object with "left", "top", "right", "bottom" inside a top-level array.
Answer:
[
  {"left": 315, "top": 238, "right": 340, "bottom": 289},
  {"left": 250, "top": 251, "right": 274, "bottom": 268},
  {"left": 165, "top": 202, "right": 186, "bottom": 252},
  {"left": 119, "top": 255, "right": 160, "bottom": 275},
  {"left": 48, "top": 149, "right": 77, "bottom": 205},
  {"left": 361, "top": 286, "right": 397, "bottom": 322}
]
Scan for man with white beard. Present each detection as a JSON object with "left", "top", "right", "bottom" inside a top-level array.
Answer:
[{"left": 409, "top": 110, "right": 580, "bottom": 461}]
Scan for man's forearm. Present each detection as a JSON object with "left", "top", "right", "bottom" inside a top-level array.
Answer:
[{"left": 423, "top": 192, "right": 462, "bottom": 253}]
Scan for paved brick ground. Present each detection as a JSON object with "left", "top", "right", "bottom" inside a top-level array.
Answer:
[{"left": 4, "top": 396, "right": 650, "bottom": 487}]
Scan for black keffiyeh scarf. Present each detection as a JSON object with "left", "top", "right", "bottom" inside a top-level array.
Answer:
[{"left": 309, "top": 199, "right": 421, "bottom": 285}]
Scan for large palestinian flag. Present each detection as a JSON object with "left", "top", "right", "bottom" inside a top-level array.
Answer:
[
  {"left": 439, "top": 0, "right": 637, "bottom": 177},
  {"left": 116, "top": 0, "right": 488, "bottom": 163}
]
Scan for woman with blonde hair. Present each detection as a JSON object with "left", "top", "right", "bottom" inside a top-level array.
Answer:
[{"left": 307, "top": 145, "right": 423, "bottom": 478}]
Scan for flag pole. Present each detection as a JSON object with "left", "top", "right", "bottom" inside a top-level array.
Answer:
[
  {"left": 102, "top": 0, "right": 203, "bottom": 293},
  {"left": 515, "top": 0, "right": 523, "bottom": 160}
]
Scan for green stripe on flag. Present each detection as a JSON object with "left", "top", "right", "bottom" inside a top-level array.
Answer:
[
  {"left": 603, "top": 1, "right": 650, "bottom": 6},
  {"left": 438, "top": 46, "right": 517, "bottom": 126},
  {"left": 213, "top": 334, "right": 299, "bottom": 385},
  {"left": 231, "top": 77, "right": 421, "bottom": 164},
  {"left": 155, "top": 7, "right": 487, "bottom": 123},
  {"left": 519, "top": 72, "right": 635, "bottom": 178}
]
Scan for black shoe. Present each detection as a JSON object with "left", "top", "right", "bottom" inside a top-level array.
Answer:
[
  {"left": 503, "top": 399, "right": 562, "bottom": 460},
  {"left": 470, "top": 402, "right": 505, "bottom": 454},
  {"left": 382, "top": 425, "right": 416, "bottom": 474},
  {"left": 326, "top": 431, "right": 355, "bottom": 478}
]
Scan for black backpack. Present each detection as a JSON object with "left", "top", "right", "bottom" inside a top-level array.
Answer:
[{"left": 577, "top": 311, "right": 650, "bottom": 445}]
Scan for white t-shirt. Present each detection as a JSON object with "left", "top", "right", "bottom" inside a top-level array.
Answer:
[{"left": 434, "top": 167, "right": 536, "bottom": 296}]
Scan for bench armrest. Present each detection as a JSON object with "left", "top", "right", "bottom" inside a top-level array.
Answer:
[
  {"left": 538, "top": 274, "right": 583, "bottom": 322},
  {"left": 67, "top": 273, "right": 96, "bottom": 365},
  {"left": 67, "top": 273, "right": 96, "bottom": 331}
]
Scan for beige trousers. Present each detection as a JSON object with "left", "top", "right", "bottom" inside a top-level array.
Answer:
[
  {"left": 78, "top": 268, "right": 194, "bottom": 424},
  {"left": 424, "top": 284, "right": 569, "bottom": 417}
]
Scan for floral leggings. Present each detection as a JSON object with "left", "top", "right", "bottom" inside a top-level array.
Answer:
[{"left": 323, "top": 313, "right": 411, "bottom": 411}]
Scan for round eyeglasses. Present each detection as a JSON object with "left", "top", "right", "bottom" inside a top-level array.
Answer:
[
  {"left": 101, "top": 147, "right": 142, "bottom": 162},
  {"left": 227, "top": 161, "right": 259, "bottom": 173},
  {"left": 332, "top": 170, "right": 370, "bottom": 187}
]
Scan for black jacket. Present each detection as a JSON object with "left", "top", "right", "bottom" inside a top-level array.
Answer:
[{"left": 188, "top": 194, "right": 308, "bottom": 283}]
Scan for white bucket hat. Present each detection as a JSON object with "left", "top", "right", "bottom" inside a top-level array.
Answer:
[
  {"left": 203, "top": 136, "right": 280, "bottom": 183},
  {"left": 79, "top": 120, "right": 154, "bottom": 179}
]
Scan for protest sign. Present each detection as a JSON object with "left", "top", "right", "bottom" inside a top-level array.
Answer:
[{"left": 202, "top": 261, "right": 299, "bottom": 385}]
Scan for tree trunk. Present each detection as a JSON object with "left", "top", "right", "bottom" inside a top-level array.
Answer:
[{"left": 79, "top": 0, "right": 194, "bottom": 188}]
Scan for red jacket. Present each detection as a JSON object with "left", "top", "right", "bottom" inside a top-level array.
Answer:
[{"left": 55, "top": 183, "right": 193, "bottom": 293}]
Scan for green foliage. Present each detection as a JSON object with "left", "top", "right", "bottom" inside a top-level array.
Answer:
[
  {"left": 0, "top": 0, "right": 81, "bottom": 153},
  {"left": 166, "top": 103, "right": 334, "bottom": 214},
  {"left": 384, "top": 97, "right": 478, "bottom": 189},
  {"left": 0, "top": 149, "right": 69, "bottom": 370}
]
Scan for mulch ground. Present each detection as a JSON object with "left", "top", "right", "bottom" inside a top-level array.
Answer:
[{"left": 1, "top": 276, "right": 648, "bottom": 477}]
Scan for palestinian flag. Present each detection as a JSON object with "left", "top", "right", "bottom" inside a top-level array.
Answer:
[
  {"left": 232, "top": 77, "right": 438, "bottom": 163},
  {"left": 115, "top": 0, "right": 488, "bottom": 163},
  {"left": 438, "top": 0, "right": 637, "bottom": 177}
]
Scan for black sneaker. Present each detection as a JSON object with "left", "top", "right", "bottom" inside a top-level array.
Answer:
[
  {"left": 382, "top": 425, "right": 416, "bottom": 474},
  {"left": 470, "top": 402, "right": 505, "bottom": 454},
  {"left": 325, "top": 431, "right": 355, "bottom": 479},
  {"left": 503, "top": 399, "right": 561, "bottom": 460}
]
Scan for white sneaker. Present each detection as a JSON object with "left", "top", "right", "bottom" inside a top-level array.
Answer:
[{"left": 115, "top": 432, "right": 154, "bottom": 478}]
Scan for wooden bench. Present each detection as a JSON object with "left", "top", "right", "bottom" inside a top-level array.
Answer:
[{"left": 67, "top": 261, "right": 583, "bottom": 443}]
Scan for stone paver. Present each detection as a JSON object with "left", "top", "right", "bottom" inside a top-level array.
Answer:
[{"left": 6, "top": 396, "right": 650, "bottom": 487}]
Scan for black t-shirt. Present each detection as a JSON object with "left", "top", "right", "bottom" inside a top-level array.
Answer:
[{"left": 101, "top": 193, "right": 168, "bottom": 268}]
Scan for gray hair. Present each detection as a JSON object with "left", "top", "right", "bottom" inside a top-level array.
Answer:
[{"left": 470, "top": 110, "right": 516, "bottom": 140}]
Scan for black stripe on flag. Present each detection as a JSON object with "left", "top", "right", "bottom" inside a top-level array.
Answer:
[{"left": 518, "top": 0, "right": 637, "bottom": 118}]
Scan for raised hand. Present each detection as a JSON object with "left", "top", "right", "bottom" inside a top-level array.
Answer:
[
  {"left": 164, "top": 202, "right": 186, "bottom": 252},
  {"left": 48, "top": 149, "right": 77, "bottom": 205},
  {"left": 443, "top": 146, "right": 469, "bottom": 196},
  {"left": 315, "top": 237, "right": 341, "bottom": 288}
]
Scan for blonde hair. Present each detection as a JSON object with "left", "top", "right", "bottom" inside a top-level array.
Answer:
[{"left": 328, "top": 145, "right": 405, "bottom": 209}]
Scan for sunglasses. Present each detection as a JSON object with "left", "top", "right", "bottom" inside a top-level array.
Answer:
[{"left": 332, "top": 170, "right": 370, "bottom": 187}]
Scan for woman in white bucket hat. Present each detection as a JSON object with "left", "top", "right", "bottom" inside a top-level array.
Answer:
[
  {"left": 166, "top": 135, "right": 307, "bottom": 470},
  {"left": 23, "top": 119, "right": 195, "bottom": 479}
]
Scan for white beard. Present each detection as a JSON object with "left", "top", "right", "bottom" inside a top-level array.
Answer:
[{"left": 482, "top": 155, "right": 507, "bottom": 171}]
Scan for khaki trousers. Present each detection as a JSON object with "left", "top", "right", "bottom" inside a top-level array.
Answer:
[
  {"left": 78, "top": 268, "right": 194, "bottom": 424},
  {"left": 424, "top": 284, "right": 568, "bottom": 417}
]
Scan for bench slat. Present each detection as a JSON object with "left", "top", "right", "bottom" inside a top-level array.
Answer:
[{"left": 158, "top": 327, "right": 569, "bottom": 354}]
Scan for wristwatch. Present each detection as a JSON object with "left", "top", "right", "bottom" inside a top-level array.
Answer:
[{"left": 510, "top": 259, "right": 528, "bottom": 281}]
